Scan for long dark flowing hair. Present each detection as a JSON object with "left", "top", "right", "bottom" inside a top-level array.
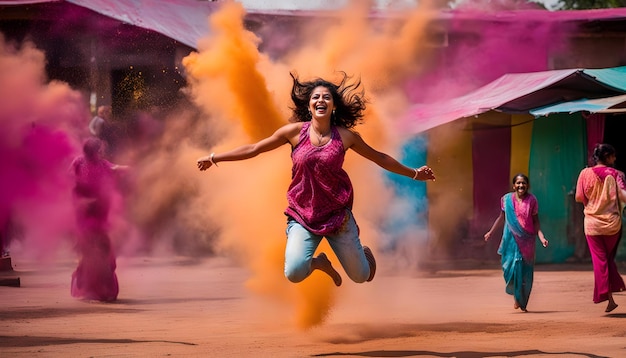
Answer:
[{"left": 289, "top": 72, "right": 367, "bottom": 129}]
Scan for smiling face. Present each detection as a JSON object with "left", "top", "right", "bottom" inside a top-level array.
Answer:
[
  {"left": 309, "top": 86, "right": 334, "bottom": 120},
  {"left": 513, "top": 175, "right": 529, "bottom": 198}
]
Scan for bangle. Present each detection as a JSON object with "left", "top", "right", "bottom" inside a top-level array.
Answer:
[
  {"left": 209, "top": 152, "right": 218, "bottom": 167},
  {"left": 413, "top": 168, "right": 419, "bottom": 180}
]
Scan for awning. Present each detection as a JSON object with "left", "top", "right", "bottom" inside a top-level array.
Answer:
[
  {"left": 530, "top": 94, "right": 626, "bottom": 116},
  {"left": 66, "top": 0, "right": 219, "bottom": 49},
  {"left": 402, "top": 69, "right": 578, "bottom": 133},
  {"left": 0, "top": 0, "right": 219, "bottom": 49},
  {"left": 403, "top": 66, "right": 626, "bottom": 134}
]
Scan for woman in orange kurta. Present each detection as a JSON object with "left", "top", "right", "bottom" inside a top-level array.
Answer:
[{"left": 575, "top": 143, "right": 626, "bottom": 313}]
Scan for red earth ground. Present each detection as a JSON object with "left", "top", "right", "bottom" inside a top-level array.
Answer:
[{"left": 1, "top": 249, "right": 625, "bottom": 358}]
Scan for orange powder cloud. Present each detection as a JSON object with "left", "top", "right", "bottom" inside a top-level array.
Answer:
[
  {"left": 182, "top": 0, "right": 438, "bottom": 329},
  {"left": 184, "top": 2, "right": 285, "bottom": 139}
]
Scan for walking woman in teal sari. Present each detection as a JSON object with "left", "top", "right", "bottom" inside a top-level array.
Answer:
[{"left": 485, "top": 174, "right": 549, "bottom": 312}]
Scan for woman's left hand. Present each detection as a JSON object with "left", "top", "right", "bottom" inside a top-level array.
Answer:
[{"left": 415, "top": 166, "right": 436, "bottom": 181}]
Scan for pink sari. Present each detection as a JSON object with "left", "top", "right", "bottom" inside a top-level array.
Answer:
[{"left": 70, "top": 156, "right": 119, "bottom": 302}]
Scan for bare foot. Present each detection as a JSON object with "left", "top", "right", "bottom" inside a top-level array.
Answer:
[
  {"left": 514, "top": 301, "right": 528, "bottom": 312},
  {"left": 606, "top": 301, "right": 618, "bottom": 313},
  {"left": 314, "top": 253, "right": 342, "bottom": 287}
]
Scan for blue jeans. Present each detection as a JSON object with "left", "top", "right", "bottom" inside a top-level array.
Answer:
[{"left": 284, "top": 210, "right": 370, "bottom": 283}]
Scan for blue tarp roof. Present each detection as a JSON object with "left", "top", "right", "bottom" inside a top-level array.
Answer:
[
  {"left": 581, "top": 66, "right": 626, "bottom": 93},
  {"left": 530, "top": 94, "right": 626, "bottom": 116}
]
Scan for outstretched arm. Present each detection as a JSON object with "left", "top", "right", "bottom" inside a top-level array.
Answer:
[
  {"left": 484, "top": 211, "right": 504, "bottom": 241},
  {"left": 197, "top": 123, "right": 300, "bottom": 171},
  {"left": 342, "top": 128, "right": 435, "bottom": 181}
]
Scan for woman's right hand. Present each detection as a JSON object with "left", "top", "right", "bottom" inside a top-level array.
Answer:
[{"left": 197, "top": 156, "right": 212, "bottom": 171}]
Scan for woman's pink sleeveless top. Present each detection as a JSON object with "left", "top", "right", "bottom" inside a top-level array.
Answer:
[{"left": 284, "top": 122, "right": 353, "bottom": 235}]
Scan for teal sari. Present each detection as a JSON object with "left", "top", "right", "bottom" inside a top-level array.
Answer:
[{"left": 497, "top": 193, "right": 537, "bottom": 311}]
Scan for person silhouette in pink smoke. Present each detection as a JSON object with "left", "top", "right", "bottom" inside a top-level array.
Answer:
[{"left": 70, "top": 138, "right": 127, "bottom": 302}]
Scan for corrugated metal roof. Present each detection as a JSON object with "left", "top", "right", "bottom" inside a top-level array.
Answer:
[{"left": 0, "top": 0, "right": 219, "bottom": 48}]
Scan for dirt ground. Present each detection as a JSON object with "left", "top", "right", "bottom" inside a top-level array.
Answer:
[{"left": 1, "top": 249, "right": 625, "bottom": 358}]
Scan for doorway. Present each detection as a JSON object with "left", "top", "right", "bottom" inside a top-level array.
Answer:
[{"left": 604, "top": 114, "right": 626, "bottom": 172}]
